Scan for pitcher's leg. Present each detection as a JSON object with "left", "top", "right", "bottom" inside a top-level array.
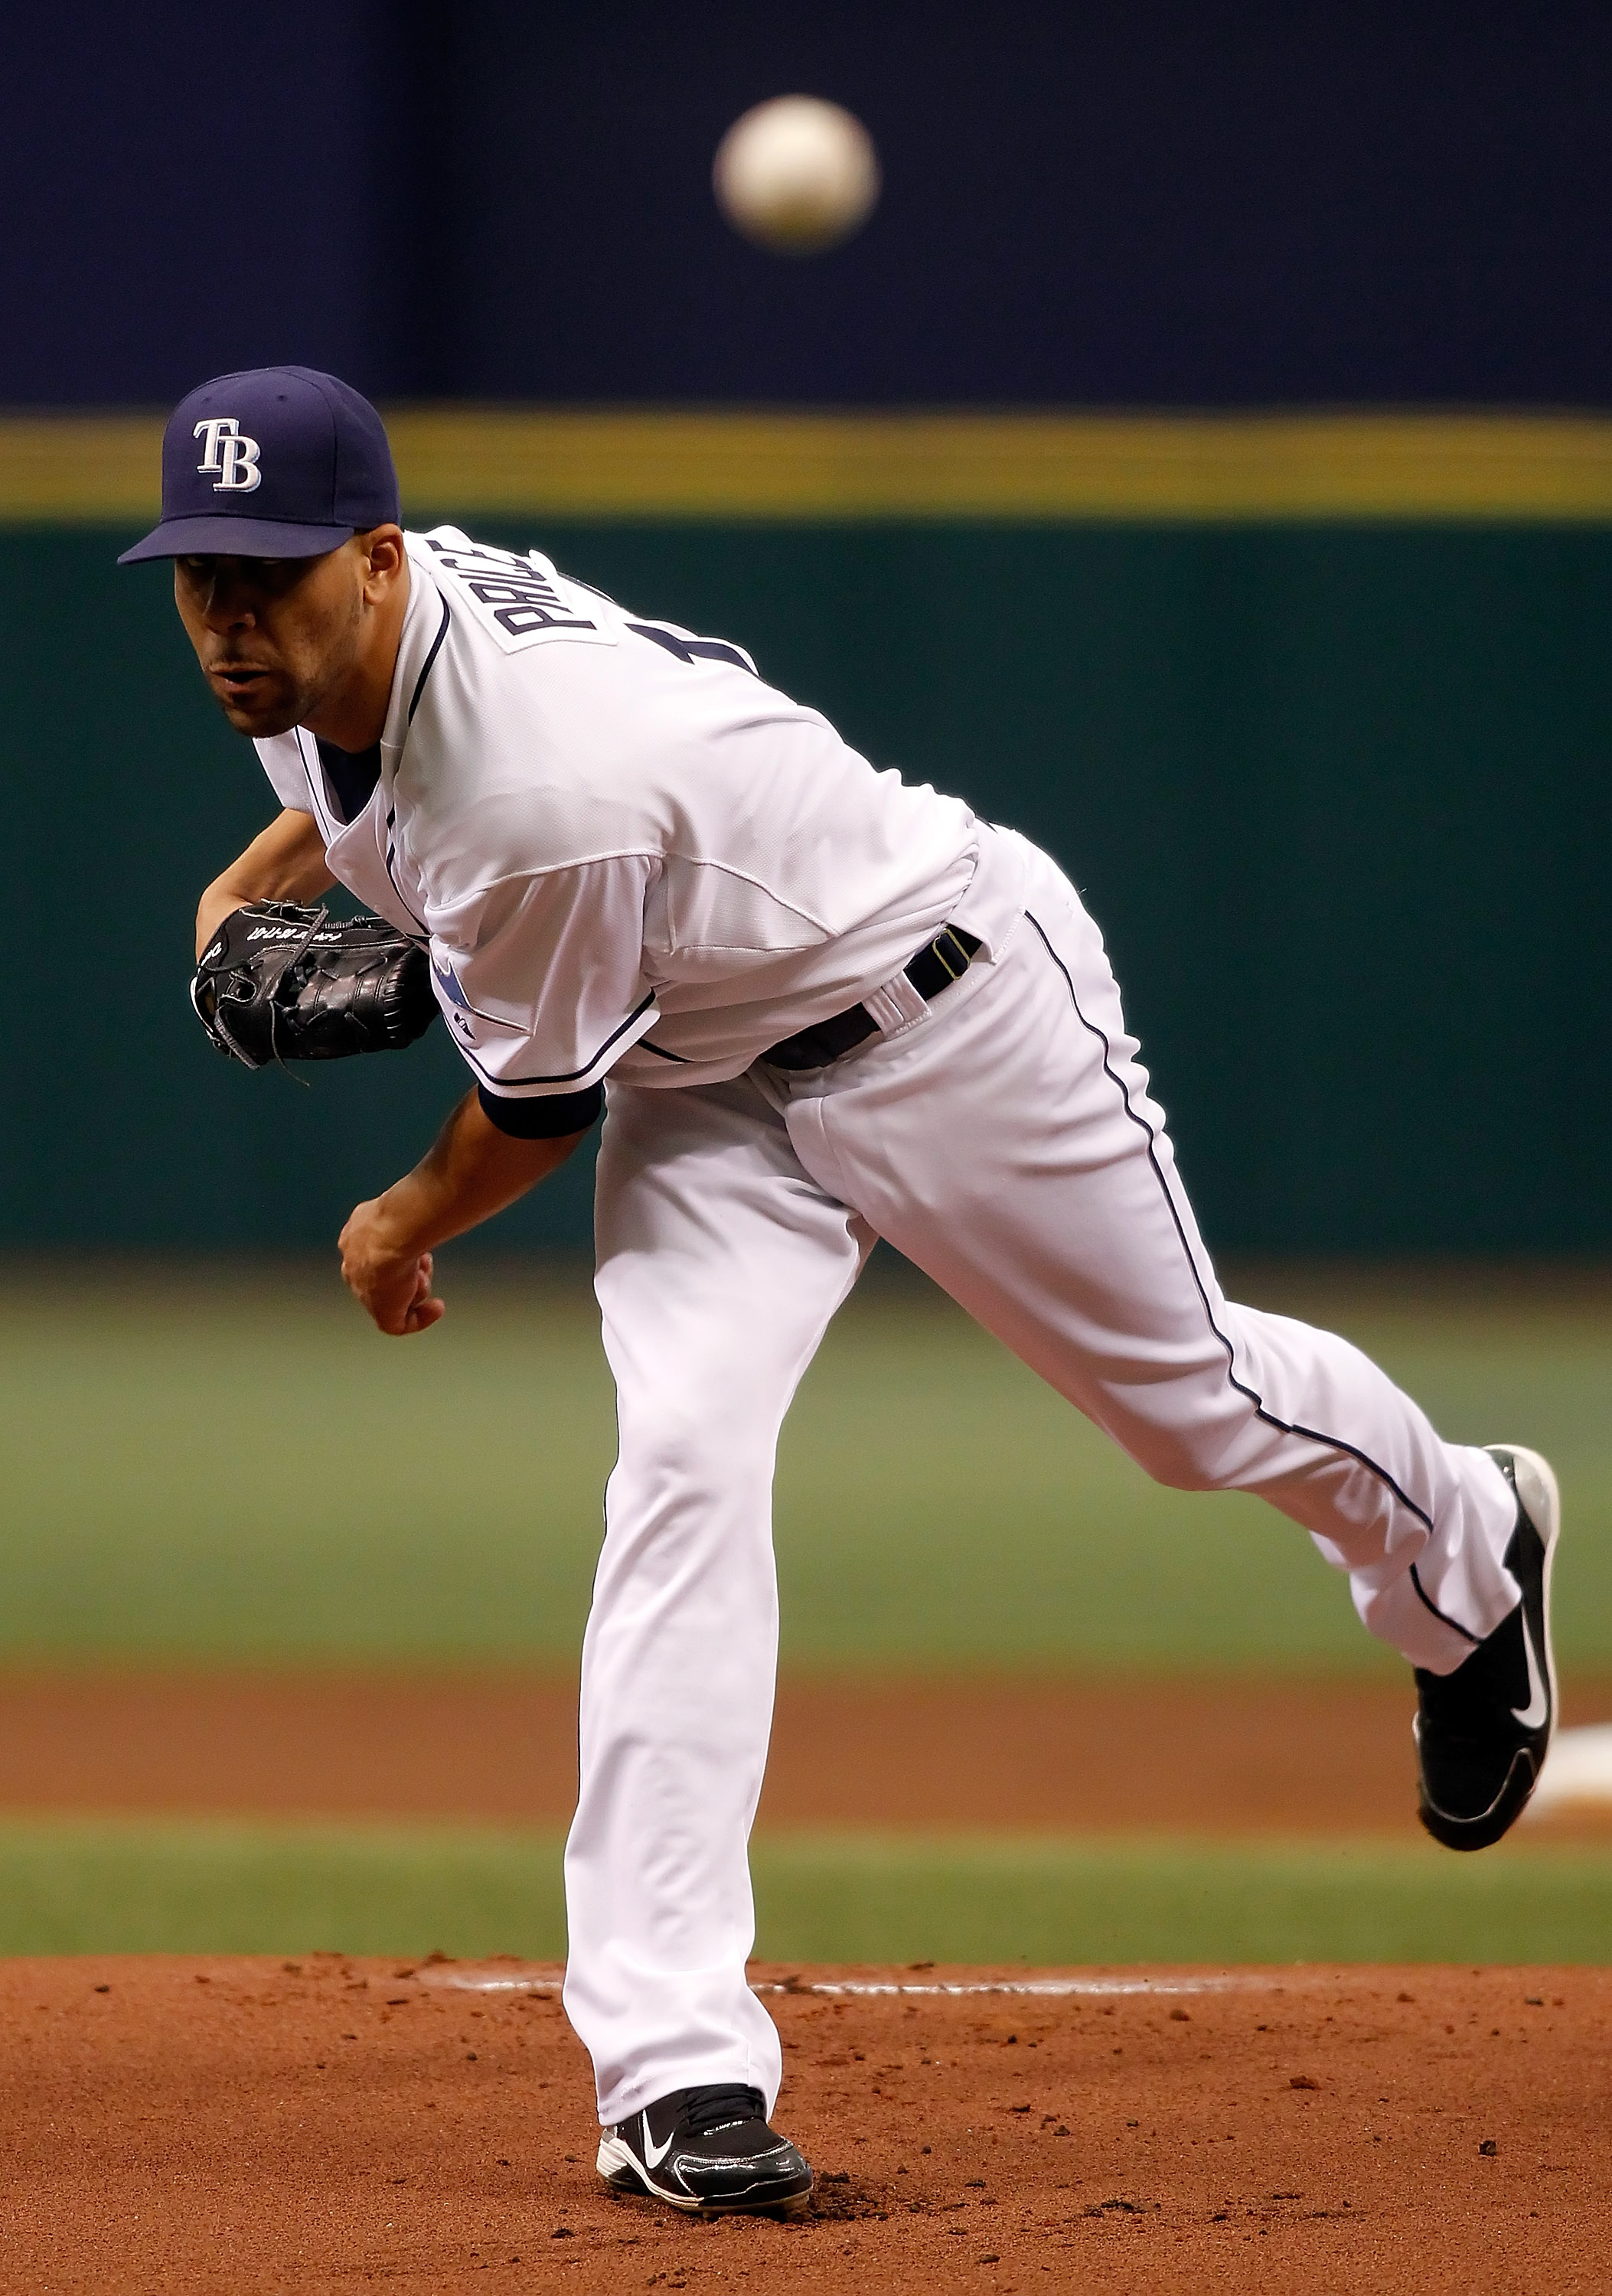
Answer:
[
  {"left": 564, "top": 1075, "right": 869, "bottom": 2127},
  {"left": 784, "top": 853, "right": 1517, "bottom": 1674}
]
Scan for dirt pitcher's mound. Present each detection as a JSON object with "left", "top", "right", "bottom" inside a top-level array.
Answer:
[{"left": 1, "top": 1957, "right": 1607, "bottom": 2294}]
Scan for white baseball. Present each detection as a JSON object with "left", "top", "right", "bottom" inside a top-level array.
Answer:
[{"left": 713, "top": 96, "right": 881, "bottom": 256}]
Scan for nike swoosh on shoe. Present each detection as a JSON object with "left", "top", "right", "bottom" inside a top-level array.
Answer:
[{"left": 1512, "top": 1606, "right": 1548, "bottom": 1729}]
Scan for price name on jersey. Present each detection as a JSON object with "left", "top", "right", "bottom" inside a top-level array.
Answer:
[{"left": 422, "top": 534, "right": 608, "bottom": 647}]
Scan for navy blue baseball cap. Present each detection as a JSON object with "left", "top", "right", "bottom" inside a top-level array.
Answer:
[{"left": 118, "top": 366, "right": 400, "bottom": 564}]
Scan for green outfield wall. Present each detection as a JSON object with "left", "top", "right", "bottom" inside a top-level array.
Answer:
[{"left": 2, "top": 413, "right": 1608, "bottom": 1254}]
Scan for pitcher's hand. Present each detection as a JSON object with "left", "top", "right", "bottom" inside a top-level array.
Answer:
[{"left": 338, "top": 1198, "right": 446, "bottom": 1336}]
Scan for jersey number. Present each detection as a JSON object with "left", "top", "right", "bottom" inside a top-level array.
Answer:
[{"left": 625, "top": 621, "right": 755, "bottom": 674}]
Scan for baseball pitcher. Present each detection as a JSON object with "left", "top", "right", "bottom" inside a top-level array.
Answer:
[{"left": 122, "top": 367, "right": 1560, "bottom": 2217}]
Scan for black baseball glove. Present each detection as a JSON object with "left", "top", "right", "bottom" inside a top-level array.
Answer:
[{"left": 191, "top": 901, "right": 439, "bottom": 1069}]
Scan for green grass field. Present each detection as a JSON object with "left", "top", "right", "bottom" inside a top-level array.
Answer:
[
  {"left": 1, "top": 1259, "right": 1607, "bottom": 1673},
  {"left": 3, "top": 1260, "right": 1608, "bottom": 1964},
  {"left": 0, "top": 1818, "right": 1607, "bottom": 1964}
]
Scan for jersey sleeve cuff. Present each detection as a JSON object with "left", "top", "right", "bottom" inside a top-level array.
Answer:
[{"left": 476, "top": 1081, "right": 603, "bottom": 1139}]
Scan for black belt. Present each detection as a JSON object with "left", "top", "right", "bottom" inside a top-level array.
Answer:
[{"left": 762, "top": 925, "right": 981, "bottom": 1071}]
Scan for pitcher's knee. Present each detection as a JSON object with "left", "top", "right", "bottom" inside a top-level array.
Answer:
[
  {"left": 1139, "top": 1445, "right": 1221, "bottom": 1495},
  {"left": 617, "top": 1368, "right": 782, "bottom": 1508}
]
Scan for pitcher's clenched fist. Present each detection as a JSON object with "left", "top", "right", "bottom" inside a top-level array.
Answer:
[
  {"left": 336, "top": 1091, "right": 586, "bottom": 1336},
  {"left": 337, "top": 1204, "right": 442, "bottom": 1336}
]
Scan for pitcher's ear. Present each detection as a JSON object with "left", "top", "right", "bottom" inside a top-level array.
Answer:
[{"left": 358, "top": 524, "right": 407, "bottom": 589}]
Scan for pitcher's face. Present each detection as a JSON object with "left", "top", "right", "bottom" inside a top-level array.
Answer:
[{"left": 173, "top": 538, "right": 374, "bottom": 739}]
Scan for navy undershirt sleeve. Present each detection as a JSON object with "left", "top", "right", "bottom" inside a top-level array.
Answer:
[
  {"left": 314, "top": 737, "right": 383, "bottom": 824},
  {"left": 476, "top": 1082, "right": 604, "bottom": 1139}
]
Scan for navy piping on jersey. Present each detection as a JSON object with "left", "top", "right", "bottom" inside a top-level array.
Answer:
[
  {"left": 293, "top": 726, "right": 321, "bottom": 816},
  {"left": 407, "top": 592, "right": 452, "bottom": 722},
  {"left": 371, "top": 590, "right": 453, "bottom": 941},
  {"left": 381, "top": 804, "right": 429, "bottom": 939},
  {"left": 449, "top": 990, "right": 658, "bottom": 1091},
  {"left": 637, "top": 1038, "right": 693, "bottom": 1062},
  {"left": 1023, "top": 912, "right": 1481, "bottom": 1651}
]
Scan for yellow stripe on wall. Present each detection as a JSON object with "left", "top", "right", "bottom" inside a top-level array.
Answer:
[{"left": 8, "top": 407, "right": 1612, "bottom": 521}]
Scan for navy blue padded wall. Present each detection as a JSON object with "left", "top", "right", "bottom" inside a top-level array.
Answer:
[{"left": 6, "top": 3, "right": 1612, "bottom": 405}]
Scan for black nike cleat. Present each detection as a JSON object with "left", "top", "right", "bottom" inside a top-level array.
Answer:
[
  {"left": 1414, "top": 1444, "right": 1560, "bottom": 1851},
  {"left": 596, "top": 2082, "right": 814, "bottom": 2216}
]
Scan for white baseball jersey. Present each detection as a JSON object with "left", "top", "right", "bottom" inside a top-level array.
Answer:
[{"left": 255, "top": 528, "right": 1026, "bottom": 1104}]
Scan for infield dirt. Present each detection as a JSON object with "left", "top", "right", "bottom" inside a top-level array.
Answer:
[
  {"left": 1, "top": 1670, "right": 1609, "bottom": 1836},
  {"left": 1, "top": 1954, "right": 1606, "bottom": 2293}
]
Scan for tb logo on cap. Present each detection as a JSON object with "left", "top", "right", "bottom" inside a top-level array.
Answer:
[{"left": 193, "top": 417, "right": 262, "bottom": 494}]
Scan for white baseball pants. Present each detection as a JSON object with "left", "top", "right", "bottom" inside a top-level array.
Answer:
[{"left": 563, "top": 834, "right": 1519, "bottom": 2126}]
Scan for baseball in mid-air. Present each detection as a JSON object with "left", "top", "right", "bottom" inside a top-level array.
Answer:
[{"left": 713, "top": 96, "right": 880, "bottom": 256}]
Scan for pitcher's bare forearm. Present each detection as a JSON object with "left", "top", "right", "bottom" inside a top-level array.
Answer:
[
  {"left": 195, "top": 809, "right": 334, "bottom": 957},
  {"left": 338, "top": 1091, "right": 588, "bottom": 1336}
]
